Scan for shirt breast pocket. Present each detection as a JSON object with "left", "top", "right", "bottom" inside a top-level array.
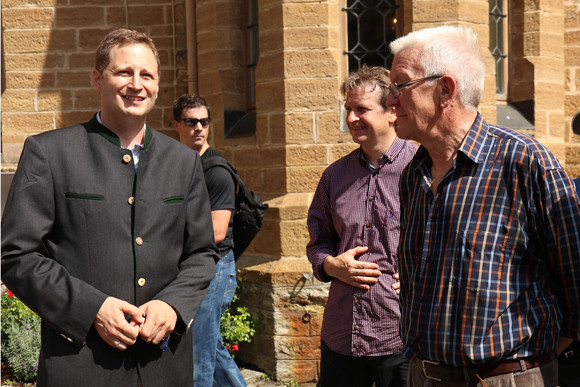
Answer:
[
  {"left": 163, "top": 196, "right": 185, "bottom": 204},
  {"left": 449, "top": 230, "right": 519, "bottom": 326},
  {"left": 451, "top": 230, "right": 507, "bottom": 290},
  {"left": 62, "top": 191, "right": 108, "bottom": 239},
  {"left": 382, "top": 208, "right": 400, "bottom": 257},
  {"left": 142, "top": 195, "right": 187, "bottom": 236},
  {"left": 65, "top": 192, "right": 105, "bottom": 200},
  {"left": 383, "top": 209, "right": 400, "bottom": 232}
]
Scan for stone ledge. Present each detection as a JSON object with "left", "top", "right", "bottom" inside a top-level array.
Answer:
[{"left": 238, "top": 255, "right": 315, "bottom": 286}]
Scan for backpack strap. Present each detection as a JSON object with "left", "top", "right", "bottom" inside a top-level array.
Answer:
[
  {"left": 202, "top": 156, "right": 237, "bottom": 176},
  {"left": 201, "top": 156, "right": 266, "bottom": 209}
]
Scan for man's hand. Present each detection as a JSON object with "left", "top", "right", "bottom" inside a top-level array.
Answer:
[
  {"left": 94, "top": 297, "right": 143, "bottom": 350},
  {"left": 322, "top": 246, "right": 381, "bottom": 290},
  {"left": 392, "top": 272, "right": 401, "bottom": 295},
  {"left": 137, "top": 300, "right": 177, "bottom": 345}
]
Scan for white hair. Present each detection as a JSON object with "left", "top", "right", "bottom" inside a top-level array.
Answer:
[{"left": 389, "top": 25, "right": 485, "bottom": 109}]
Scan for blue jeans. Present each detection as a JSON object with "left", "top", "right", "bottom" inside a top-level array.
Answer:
[{"left": 193, "top": 250, "right": 246, "bottom": 387}]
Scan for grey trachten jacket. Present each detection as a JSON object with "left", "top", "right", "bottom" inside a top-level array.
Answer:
[{"left": 1, "top": 115, "right": 218, "bottom": 386}]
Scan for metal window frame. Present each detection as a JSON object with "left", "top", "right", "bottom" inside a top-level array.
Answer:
[
  {"left": 245, "top": 0, "right": 259, "bottom": 112},
  {"left": 342, "top": 0, "right": 399, "bottom": 71},
  {"left": 490, "top": 0, "right": 508, "bottom": 96}
]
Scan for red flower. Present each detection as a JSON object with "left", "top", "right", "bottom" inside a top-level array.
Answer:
[
  {"left": 6, "top": 290, "right": 15, "bottom": 297},
  {"left": 231, "top": 344, "right": 239, "bottom": 352}
]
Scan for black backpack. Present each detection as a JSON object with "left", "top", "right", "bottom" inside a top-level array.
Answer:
[{"left": 201, "top": 156, "right": 268, "bottom": 260}]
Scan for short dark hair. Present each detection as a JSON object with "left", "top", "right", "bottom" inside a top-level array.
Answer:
[
  {"left": 95, "top": 29, "right": 160, "bottom": 76},
  {"left": 341, "top": 64, "right": 391, "bottom": 110},
  {"left": 173, "top": 94, "right": 211, "bottom": 121}
]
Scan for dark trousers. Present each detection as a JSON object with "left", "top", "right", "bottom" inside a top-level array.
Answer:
[
  {"left": 317, "top": 340, "right": 409, "bottom": 387},
  {"left": 558, "top": 341, "right": 580, "bottom": 387},
  {"left": 558, "top": 362, "right": 580, "bottom": 387}
]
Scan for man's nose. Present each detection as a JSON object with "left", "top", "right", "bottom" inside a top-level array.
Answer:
[
  {"left": 128, "top": 75, "right": 142, "bottom": 89},
  {"left": 346, "top": 110, "right": 358, "bottom": 123},
  {"left": 386, "top": 92, "right": 399, "bottom": 107}
]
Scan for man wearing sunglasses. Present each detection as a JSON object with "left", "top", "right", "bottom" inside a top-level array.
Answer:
[
  {"left": 173, "top": 94, "right": 246, "bottom": 387},
  {"left": 389, "top": 25, "right": 580, "bottom": 386}
]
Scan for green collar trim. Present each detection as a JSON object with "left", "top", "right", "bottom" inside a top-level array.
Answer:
[{"left": 92, "top": 113, "right": 152, "bottom": 149}]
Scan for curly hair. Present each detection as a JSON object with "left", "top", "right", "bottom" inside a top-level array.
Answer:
[
  {"left": 341, "top": 64, "right": 391, "bottom": 110},
  {"left": 173, "top": 94, "right": 211, "bottom": 121}
]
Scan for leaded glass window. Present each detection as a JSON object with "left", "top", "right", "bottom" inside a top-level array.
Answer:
[
  {"left": 490, "top": 0, "right": 507, "bottom": 95},
  {"left": 343, "top": 0, "right": 398, "bottom": 71}
]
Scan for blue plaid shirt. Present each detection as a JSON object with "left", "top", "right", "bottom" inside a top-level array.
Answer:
[{"left": 398, "top": 113, "right": 580, "bottom": 366}]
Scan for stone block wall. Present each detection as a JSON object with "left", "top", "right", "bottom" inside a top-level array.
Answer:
[
  {"left": 212, "top": 2, "right": 352, "bottom": 381},
  {"left": 2, "top": 0, "right": 580, "bottom": 384},
  {"left": 1, "top": 0, "right": 188, "bottom": 168},
  {"left": 565, "top": 1, "right": 580, "bottom": 176},
  {"left": 236, "top": 256, "right": 328, "bottom": 382},
  {"left": 516, "top": 1, "right": 566, "bottom": 145}
]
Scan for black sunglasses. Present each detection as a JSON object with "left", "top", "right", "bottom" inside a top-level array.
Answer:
[{"left": 180, "top": 117, "right": 210, "bottom": 127}]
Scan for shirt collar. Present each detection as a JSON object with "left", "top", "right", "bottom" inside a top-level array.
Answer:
[
  {"left": 457, "top": 112, "right": 488, "bottom": 164},
  {"left": 408, "top": 112, "right": 487, "bottom": 173},
  {"left": 358, "top": 136, "right": 410, "bottom": 171},
  {"left": 94, "top": 111, "right": 152, "bottom": 150}
]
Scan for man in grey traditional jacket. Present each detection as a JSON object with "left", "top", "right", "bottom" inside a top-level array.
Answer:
[{"left": 1, "top": 29, "right": 219, "bottom": 387}]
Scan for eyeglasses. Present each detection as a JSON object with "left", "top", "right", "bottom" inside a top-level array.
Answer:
[
  {"left": 388, "top": 75, "right": 443, "bottom": 98},
  {"left": 180, "top": 117, "right": 210, "bottom": 127}
]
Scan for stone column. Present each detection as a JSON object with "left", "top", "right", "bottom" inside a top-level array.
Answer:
[{"left": 232, "top": 0, "right": 354, "bottom": 382}]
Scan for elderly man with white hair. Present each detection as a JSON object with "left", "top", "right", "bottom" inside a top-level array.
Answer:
[{"left": 389, "top": 25, "right": 580, "bottom": 386}]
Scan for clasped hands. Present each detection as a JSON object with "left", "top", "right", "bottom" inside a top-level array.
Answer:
[
  {"left": 94, "top": 297, "right": 177, "bottom": 350},
  {"left": 322, "top": 246, "right": 401, "bottom": 293}
]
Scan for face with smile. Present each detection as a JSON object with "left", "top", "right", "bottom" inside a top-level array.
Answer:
[
  {"left": 387, "top": 49, "right": 440, "bottom": 143},
  {"left": 174, "top": 106, "right": 210, "bottom": 154},
  {"left": 344, "top": 84, "right": 395, "bottom": 151},
  {"left": 93, "top": 43, "right": 159, "bottom": 124}
]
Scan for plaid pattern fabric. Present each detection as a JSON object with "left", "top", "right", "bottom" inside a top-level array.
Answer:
[
  {"left": 399, "top": 113, "right": 580, "bottom": 366},
  {"left": 307, "top": 138, "right": 417, "bottom": 356}
]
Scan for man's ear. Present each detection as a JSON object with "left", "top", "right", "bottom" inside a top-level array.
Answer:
[
  {"left": 92, "top": 69, "right": 102, "bottom": 93},
  {"left": 439, "top": 75, "right": 456, "bottom": 108},
  {"left": 387, "top": 106, "right": 397, "bottom": 125}
]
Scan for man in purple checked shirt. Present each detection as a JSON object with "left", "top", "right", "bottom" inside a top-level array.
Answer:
[{"left": 307, "top": 65, "right": 418, "bottom": 387}]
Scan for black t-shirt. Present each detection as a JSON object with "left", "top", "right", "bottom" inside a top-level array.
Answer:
[{"left": 201, "top": 147, "right": 235, "bottom": 256}]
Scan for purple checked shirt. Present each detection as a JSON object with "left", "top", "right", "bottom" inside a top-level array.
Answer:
[{"left": 307, "top": 138, "right": 418, "bottom": 357}]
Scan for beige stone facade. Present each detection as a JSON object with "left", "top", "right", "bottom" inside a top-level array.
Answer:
[{"left": 2, "top": 0, "right": 580, "bottom": 383}]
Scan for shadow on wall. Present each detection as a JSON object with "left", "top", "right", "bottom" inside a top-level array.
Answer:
[{"left": 2, "top": 172, "right": 14, "bottom": 216}]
